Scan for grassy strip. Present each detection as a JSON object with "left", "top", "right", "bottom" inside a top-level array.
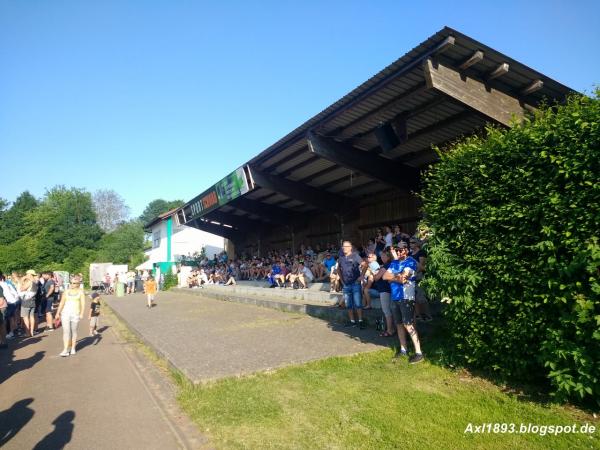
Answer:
[
  {"left": 173, "top": 351, "right": 598, "bottom": 450},
  {"left": 104, "top": 305, "right": 598, "bottom": 449}
]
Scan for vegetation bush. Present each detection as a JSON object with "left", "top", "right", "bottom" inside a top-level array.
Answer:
[
  {"left": 420, "top": 91, "right": 599, "bottom": 405},
  {"left": 162, "top": 272, "right": 178, "bottom": 291}
]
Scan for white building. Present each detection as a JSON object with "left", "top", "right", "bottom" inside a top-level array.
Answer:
[{"left": 142, "top": 209, "right": 224, "bottom": 272}]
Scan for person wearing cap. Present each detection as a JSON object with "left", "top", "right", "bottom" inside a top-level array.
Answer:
[
  {"left": 88, "top": 292, "right": 101, "bottom": 336},
  {"left": 383, "top": 244, "right": 424, "bottom": 364}
]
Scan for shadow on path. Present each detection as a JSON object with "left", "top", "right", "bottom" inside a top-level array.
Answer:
[
  {"left": 0, "top": 336, "right": 46, "bottom": 385},
  {"left": 33, "top": 410, "right": 75, "bottom": 450},
  {"left": 0, "top": 398, "right": 35, "bottom": 447}
]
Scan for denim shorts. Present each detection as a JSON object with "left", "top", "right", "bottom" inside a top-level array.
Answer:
[
  {"left": 342, "top": 281, "right": 362, "bottom": 310},
  {"left": 391, "top": 300, "right": 415, "bottom": 325},
  {"left": 6, "top": 302, "right": 18, "bottom": 319},
  {"left": 42, "top": 298, "right": 54, "bottom": 314}
]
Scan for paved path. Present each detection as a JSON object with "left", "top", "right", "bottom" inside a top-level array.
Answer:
[
  {"left": 106, "top": 291, "right": 390, "bottom": 383},
  {"left": 0, "top": 311, "right": 207, "bottom": 450}
]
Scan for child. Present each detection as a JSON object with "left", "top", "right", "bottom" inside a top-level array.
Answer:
[
  {"left": 144, "top": 275, "right": 157, "bottom": 309},
  {"left": 89, "top": 292, "right": 101, "bottom": 336}
]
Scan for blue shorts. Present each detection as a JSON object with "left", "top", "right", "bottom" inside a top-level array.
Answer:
[
  {"left": 342, "top": 281, "right": 363, "bottom": 310},
  {"left": 42, "top": 298, "right": 54, "bottom": 314},
  {"left": 367, "top": 288, "right": 380, "bottom": 299},
  {"left": 6, "top": 302, "right": 18, "bottom": 319}
]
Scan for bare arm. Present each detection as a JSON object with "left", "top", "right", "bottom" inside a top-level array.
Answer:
[{"left": 55, "top": 292, "right": 67, "bottom": 316}]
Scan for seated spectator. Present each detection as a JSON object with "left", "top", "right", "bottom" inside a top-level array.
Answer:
[
  {"left": 296, "top": 262, "right": 314, "bottom": 290},
  {"left": 274, "top": 262, "right": 288, "bottom": 288}
]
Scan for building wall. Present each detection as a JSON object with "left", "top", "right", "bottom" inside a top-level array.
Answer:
[
  {"left": 232, "top": 192, "right": 420, "bottom": 257},
  {"left": 145, "top": 220, "right": 224, "bottom": 263}
]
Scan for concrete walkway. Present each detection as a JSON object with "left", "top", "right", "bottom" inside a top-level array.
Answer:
[
  {"left": 0, "top": 311, "right": 207, "bottom": 450},
  {"left": 105, "top": 291, "right": 391, "bottom": 384}
]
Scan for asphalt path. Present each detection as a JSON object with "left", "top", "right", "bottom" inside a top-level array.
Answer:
[{"left": 0, "top": 309, "right": 206, "bottom": 450}]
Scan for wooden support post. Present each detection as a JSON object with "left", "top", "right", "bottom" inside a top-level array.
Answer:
[
  {"left": 458, "top": 50, "right": 484, "bottom": 70},
  {"left": 486, "top": 63, "right": 510, "bottom": 81},
  {"left": 520, "top": 79, "right": 544, "bottom": 96}
]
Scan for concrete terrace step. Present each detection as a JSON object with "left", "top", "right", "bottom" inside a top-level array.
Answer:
[{"left": 173, "top": 281, "right": 386, "bottom": 325}]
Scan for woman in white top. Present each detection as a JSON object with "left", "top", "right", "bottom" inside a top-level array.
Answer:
[{"left": 55, "top": 276, "right": 85, "bottom": 357}]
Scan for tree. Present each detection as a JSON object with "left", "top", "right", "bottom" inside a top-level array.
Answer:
[
  {"left": 0, "top": 191, "right": 39, "bottom": 245},
  {"left": 95, "top": 220, "right": 145, "bottom": 266},
  {"left": 27, "top": 186, "right": 103, "bottom": 267},
  {"left": 139, "top": 199, "right": 184, "bottom": 225},
  {"left": 92, "top": 189, "right": 130, "bottom": 232}
]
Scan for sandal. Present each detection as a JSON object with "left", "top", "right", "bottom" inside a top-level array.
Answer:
[{"left": 379, "top": 331, "right": 393, "bottom": 337}]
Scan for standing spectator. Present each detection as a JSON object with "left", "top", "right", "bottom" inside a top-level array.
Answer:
[
  {"left": 1, "top": 273, "right": 20, "bottom": 340},
  {"left": 383, "top": 226, "right": 393, "bottom": 249},
  {"left": 384, "top": 245, "right": 424, "bottom": 364},
  {"left": 41, "top": 271, "right": 56, "bottom": 332},
  {"left": 371, "top": 251, "right": 395, "bottom": 337},
  {"left": 144, "top": 275, "right": 158, "bottom": 309},
  {"left": 126, "top": 270, "right": 136, "bottom": 294},
  {"left": 19, "top": 272, "right": 39, "bottom": 337},
  {"left": 56, "top": 276, "right": 85, "bottom": 356},
  {"left": 375, "top": 230, "right": 385, "bottom": 257},
  {"left": 0, "top": 278, "right": 7, "bottom": 349},
  {"left": 410, "top": 239, "right": 432, "bottom": 322},
  {"left": 103, "top": 273, "right": 112, "bottom": 294},
  {"left": 338, "top": 240, "right": 365, "bottom": 329}
]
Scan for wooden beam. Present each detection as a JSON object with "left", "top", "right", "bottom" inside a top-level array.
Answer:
[
  {"left": 520, "top": 79, "right": 543, "bottom": 96},
  {"left": 202, "top": 210, "right": 265, "bottom": 230},
  {"left": 277, "top": 154, "right": 320, "bottom": 178},
  {"left": 458, "top": 50, "right": 484, "bottom": 70},
  {"left": 190, "top": 219, "right": 241, "bottom": 241},
  {"left": 262, "top": 146, "right": 308, "bottom": 172},
  {"left": 337, "top": 83, "right": 427, "bottom": 139},
  {"left": 231, "top": 197, "right": 301, "bottom": 226},
  {"left": 307, "top": 132, "right": 420, "bottom": 191},
  {"left": 296, "top": 163, "right": 338, "bottom": 184},
  {"left": 423, "top": 58, "right": 533, "bottom": 126},
  {"left": 249, "top": 165, "right": 348, "bottom": 212},
  {"left": 432, "top": 35, "right": 455, "bottom": 55},
  {"left": 486, "top": 62, "right": 509, "bottom": 81}
]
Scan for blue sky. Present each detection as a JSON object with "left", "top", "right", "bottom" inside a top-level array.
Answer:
[{"left": 1, "top": 1, "right": 598, "bottom": 218}]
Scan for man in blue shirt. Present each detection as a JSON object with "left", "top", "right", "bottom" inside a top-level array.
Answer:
[
  {"left": 338, "top": 240, "right": 365, "bottom": 329},
  {"left": 384, "top": 244, "right": 424, "bottom": 364}
]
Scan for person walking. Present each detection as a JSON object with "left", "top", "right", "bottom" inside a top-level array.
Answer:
[
  {"left": 55, "top": 276, "right": 85, "bottom": 356},
  {"left": 144, "top": 275, "right": 158, "bottom": 309}
]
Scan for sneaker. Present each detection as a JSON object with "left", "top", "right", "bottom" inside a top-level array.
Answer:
[
  {"left": 59, "top": 350, "right": 70, "bottom": 357},
  {"left": 409, "top": 353, "right": 424, "bottom": 364},
  {"left": 393, "top": 349, "right": 408, "bottom": 360},
  {"left": 344, "top": 321, "right": 357, "bottom": 328},
  {"left": 47, "top": 327, "right": 54, "bottom": 332},
  {"left": 358, "top": 321, "right": 366, "bottom": 330},
  {"left": 6, "top": 332, "right": 14, "bottom": 339},
  {"left": 70, "top": 349, "right": 77, "bottom": 356}
]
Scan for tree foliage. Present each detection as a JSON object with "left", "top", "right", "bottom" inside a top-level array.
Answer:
[
  {"left": 0, "top": 186, "right": 145, "bottom": 276},
  {"left": 420, "top": 91, "right": 600, "bottom": 405},
  {"left": 0, "top": 191, "right": 39, "bottom": 245},
  {"left": 93, "top": 189, "right": 130, "bottom": 232},
  {"left": 139, "top": 199, "right": 184, "bottom": 225}
]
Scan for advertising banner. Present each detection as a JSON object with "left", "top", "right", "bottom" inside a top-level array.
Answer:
[{"left": 181, "top": 166, "right": 253, "bottom": 223}]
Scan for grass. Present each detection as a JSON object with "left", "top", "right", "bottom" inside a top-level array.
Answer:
[
  {"left": 173, "top": 349, "right": 598, "bottom": 450},
  {"left": 104, "top": 304, "right": 598, "bottom": 449}
]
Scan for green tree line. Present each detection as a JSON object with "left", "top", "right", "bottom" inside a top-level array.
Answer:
[{"left": 0, "top": 186, "right": 182, "bottom": 278}]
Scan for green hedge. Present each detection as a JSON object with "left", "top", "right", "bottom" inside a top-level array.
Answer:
[{"left": 420, "top": 91, "right": 599, "bottom": 405}]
